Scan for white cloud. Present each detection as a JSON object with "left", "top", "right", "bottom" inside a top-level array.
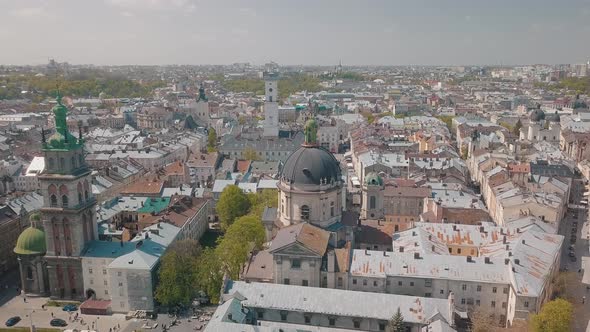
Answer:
[
  {"left": 106, "top": 0, "right": 196, "bottom": 11},
  {"left": 231, "top": 28, "right": 249, "bottom": 37},
  {"left": 237, "top": 8, "right": 257, "bottom": 17},
  {"left": 120, "top": 11, "right": 134, "bottom": 17},
  {"left": 9, "top": 7, "right": 50, "bottom": 19}
]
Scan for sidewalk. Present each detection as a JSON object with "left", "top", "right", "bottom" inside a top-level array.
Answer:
[{"left": 0, "top": 295, "right": 130, "bottom": 331}]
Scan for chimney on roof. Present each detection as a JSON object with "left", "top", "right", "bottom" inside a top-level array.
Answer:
[
  {"left": 505, "top": 258, "right": 510, "bottom": 265},
  {"left": 484, "top": 257, "right": 491, "bottom": 264},
  {"left": 502, "top": 236, "right": 507, "bottom": 244},
  {"left": 413, "top": 252, "right": 421, "bottom": 260},
  {"left": 521, "top": 239, "right": 526, "bottom": 245},
  {"left": 467, "top": 256, "right": 473, "bottom": 263},
  {"left": 428, "top": 234, "right": 432, "bottom": 241},
  {"left": 514, "top": 258, "right": 520, "bottom": 265},
  {"left": 452, "top": 225, "right": 457, "bottom": 231},
  {"left": 479, "top": 226, "right": 485, "bottom": 233},
  {"left": 399, "top": 246, "right": 404, "bottom": 252},
  {"left": 365, "top": 249, "right": 369, "bottom": 256},
  {"left": 412, "top": 231, "right": 417, "bottom": 236}
]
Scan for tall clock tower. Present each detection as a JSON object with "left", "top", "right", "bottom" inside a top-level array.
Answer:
[
  {"left": 40, "top": 94, "right": 96, "bottom": 300},
  {"left": 263, "top": 70, "right": 279, "bottom": 137}
]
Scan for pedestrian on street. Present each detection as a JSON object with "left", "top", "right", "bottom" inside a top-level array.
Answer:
[
  {"left": 51, "top": 312, "right": 54, "bottom": 318},
  {"left": 583, "top": 296, "right": 586, "bottom": 304}
]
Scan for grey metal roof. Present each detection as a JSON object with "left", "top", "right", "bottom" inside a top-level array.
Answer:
[
  {"left": 280, "top": 145, "right": 342, "bottom": 186},
  {"left": 223, "top": 281, "right": 454, "bottom": 325}
]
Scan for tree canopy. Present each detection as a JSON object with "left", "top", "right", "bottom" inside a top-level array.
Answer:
[
  {"left": 154, "top": 239, "right": 201, "bottom": 307},
  {"left": 207, "top": 128, "right": 217, "bottom": 153},
  {"left": 216, "top": 185, "right": 251, "bottom": 230},
  {"left": 387, "top": 307, "right": 404, "bottom": 332},
  {"left": 247, "top": 189, "right": 279, "bottom": 218},
  {"left": 0, "top": 73, "right": 163, "bottom": 101},
  {"left": 529, "top": 298, "right": 573, "bottom": 332},
  {"left": 243, "top": 147, "right": 260, "bottom": 161}
]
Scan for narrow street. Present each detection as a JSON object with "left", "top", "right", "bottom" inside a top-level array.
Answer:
[{"left": 557, "top": 177, "right": 590, "bottom": 332}]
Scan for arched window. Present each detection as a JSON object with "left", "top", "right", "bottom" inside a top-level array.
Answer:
[
  {"left": 62, "top": 195, "right": 69, "bottom": 208},
  {"left": 48, "top": 158, "right": 55, "bottom": 169},
  {"left": 26, "top": 266, "right": 33, "bottom": 280},
  {"left": 79, "top": 154, "right": 83, "bottom": 166},
  {"left": 301, "top": 205, "right": 310, "bottom": 220},
  {"left": 59, "top": 158, "right": 65, "bottom": 170},
  {"left": 50, "top": 195, "right": 58, "bottom": 207},
  {"left": 369, "top": 196, "right": 376, "bottom": 209},
  {"left": 78, "top": 192, "right": 83, "bottom": 204},
  {"left": 71, "top": 156, "right": 77, "bottom": 169},
  {"left": 85, "top": 190, "right": 89, "bottom": 200}
]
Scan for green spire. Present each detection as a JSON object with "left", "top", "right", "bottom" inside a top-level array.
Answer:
[
  {"left": 43, "top": 92, "right": 84, "bottom": 151},
  {"left": 53, "top": 92, "right": 68, "bottom": 132},
  {"left": 198, "top": 86, "right": 208, "bottom": 102}
]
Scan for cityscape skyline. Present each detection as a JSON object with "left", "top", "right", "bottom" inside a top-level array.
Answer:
[{"left": 2, "top": 0, "right": 590, "bottom": 66}]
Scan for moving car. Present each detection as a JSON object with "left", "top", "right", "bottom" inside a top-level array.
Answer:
[
  {"left": 5, "top": 316, "right": 21, "bottom": 327},
  {"left": 569, "top": 251, "right": 576, "bottom": 257},
  {"left": 62, "top": 304, "right": 78, "bottom": 312},
  {"left": 570, "top": 255, "right": 577, "bottom": 262},
  {"left": 50, "top": 319, "right": 67, "bottom": 327}
]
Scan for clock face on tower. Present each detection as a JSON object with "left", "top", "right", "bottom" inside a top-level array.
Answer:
[{"left": 269, "top": 88, "right": 273, "bottom": 92}]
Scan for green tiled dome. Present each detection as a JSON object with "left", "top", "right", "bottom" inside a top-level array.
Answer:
[
  {"left": 14, "top": 227, "right": 46, "bottom": 255},
  {"left": 365, "top": 172, "right": 383, "bottom": 186}
]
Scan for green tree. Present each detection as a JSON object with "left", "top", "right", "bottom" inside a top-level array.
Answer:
[
  {"left": 216, "top": 185, "right": 250, "bottom": 230},
  {"left": 513, "top": 119, "right": 523, "bottom": 136},
  {"left": 387, "top": 307, "right": 404, "bottom": 332},
  {"left": 216, "top": 215, "right": 266, "bottom": 279},
  {"left": 247, "top": 189, "right": 279, "bottom": 218},
  {"left": 207, "top": 128, "right": 217, "bottom": 152},
  {"left": 154, "top": 239, "right": 201, "bottom": 307},
  {"left": 243, "top": 147, "right": 260, "bottom": 161},
  {"left": 529, "top": 298, "right": 573, "bottom": 332},
  {"left": 498, "top": 121, "right": 514, "bottom": 132},
  {"left": 436, "top": 115, "right": 454, "bottom": 131},
  {"left": 194, "top": 248, "right": 223, "bottom": 304}
]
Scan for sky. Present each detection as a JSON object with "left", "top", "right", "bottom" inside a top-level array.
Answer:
[{"left": 1, "top": 0, "right": 590, "bottom": 66}]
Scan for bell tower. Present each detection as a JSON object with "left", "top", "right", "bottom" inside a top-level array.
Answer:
[
  {"left": 263, "top": 69, "right": 279, "bottom": 137},
  {"left": 40, "top": 93, "right": 96, "bottom": 300}
]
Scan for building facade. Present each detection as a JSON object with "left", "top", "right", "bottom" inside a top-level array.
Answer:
[{"left": 39, "top": 95, "right": 97, "bottom": 300}]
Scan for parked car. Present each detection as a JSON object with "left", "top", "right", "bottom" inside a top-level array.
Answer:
[
  {"left": 570, "top": 237, "right": 577, "bottom": 244},
  {"left": 573, "top": 221, "right": 578, "bottom": 227},
  {"left": 569, "top": 252, "right": 576, "bottom": 257},
  {"left": 62, "top": 304, "right": 78, "bottom": 312},
  {"left": 5, "top": 316, "right": 21, "bottom": 327},
  {"left": 50, "top": 319, "right": 67, "bottom": 327},
  {"left": 570, "top": 256, "right": 577, "bottom": 262}
]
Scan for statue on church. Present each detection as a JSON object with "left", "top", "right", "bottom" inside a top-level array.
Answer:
[{"left": 304, "top": 119, "right": 318, "bottom": 146}]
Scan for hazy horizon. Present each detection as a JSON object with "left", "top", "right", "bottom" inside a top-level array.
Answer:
[{"left": 2, "top": 0, "right": 590, "bottom": 66}]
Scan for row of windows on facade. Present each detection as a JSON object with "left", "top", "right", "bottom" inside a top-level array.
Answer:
[
  {"left": 47, "top": 154, "right": 84, "bottom": 171},
  {"left": 48, "top": 182, "right": 90, "bottom": 208},
  {"left": 281, "top": 202, "right": 336, "bottom": 220},
  {"left": 88, "top": 268, "right": 124, "bottom": 277},
  {"left": 231, "top": 150, "right": 288, "bottom": 157},
  {"left": 351, "top": 278, "right": 510, "bottom": 295},
  {"left": 254, "top": 310, "right": 407, "bottom": 332}
]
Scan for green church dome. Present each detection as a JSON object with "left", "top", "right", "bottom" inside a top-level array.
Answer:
[
  {"left": 14, "top": 227, "right": 46, "bottom": 255},
  {"left": 365, "top": 172, "right": 383, "bottom": 186}
]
